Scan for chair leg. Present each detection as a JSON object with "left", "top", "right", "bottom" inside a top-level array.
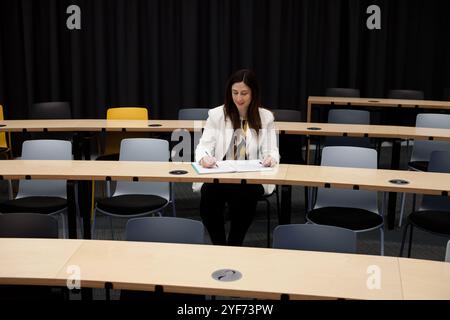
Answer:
[
  {"left": 7, "top": 180, "right": 13, "bottom": 200},
  {"left": 379, "top": 227, "right": 384, "bottom": 256},
  {"left": 412, "top": 194, "right": 417, "bottom": 212},
  {"left": 399, "top": 223, "right": 410, "bottom": 257},
  {"left": 91, "top": 209, "right": 97, "bottom": 239},
  {"left": 304, "top": 186, "right": 309, "bottom": 215},
  {"left": 398, "top": 192, "right": 406, "bottom": 227},
  {"left": 60, "top": 212, "right": 67, "bottom": 239}
]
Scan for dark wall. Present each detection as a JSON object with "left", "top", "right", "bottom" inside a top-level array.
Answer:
[{"left": 0, "top": 0, "right": 449, "bottom": 120}]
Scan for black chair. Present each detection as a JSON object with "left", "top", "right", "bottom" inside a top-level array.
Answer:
[
  {"left": 386, "top": 90, "right": 424, "bottom": 126},
  {"left": 0, "top": 213, "right": 59, "bottom": 238},
  {"left": 273, "top": 223, "right": 357, "bottom": 254},
  {"left": 400, "top": 151, "right": 450, "bottom": 258},
  {"left": 325, "top": 88, "right": 360, "bottom": 98},
  {"left": 29, "top": 102, "right": 73, "bottom": 142},
  {"left": 0, "top": 213, "right": 63, "bottom": 300},
  {"left": 121, "top": 217, "right": 205, "bottom": 301}
]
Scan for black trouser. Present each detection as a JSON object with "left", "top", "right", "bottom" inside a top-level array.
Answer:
[{"left": 200, "top": 183, "right": 264, "bottom": 246}]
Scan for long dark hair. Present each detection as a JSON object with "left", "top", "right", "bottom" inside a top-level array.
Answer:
[{"left": 224, "top": 69, "right": 262, "bottom": 131}]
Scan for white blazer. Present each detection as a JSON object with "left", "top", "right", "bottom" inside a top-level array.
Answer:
[{"left": 193, "top": 105, "right": 280, "bottom": 194}]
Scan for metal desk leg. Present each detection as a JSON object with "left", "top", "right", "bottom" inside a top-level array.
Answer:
[
  {"left": 280, "top": 185, "right": 292, "bottom": 224},
  {"left": 67, "top": 180, "right": 77, "bottom": 239},
  {"left": 387, "top": 139, "right": 402, "bottom": 229}
]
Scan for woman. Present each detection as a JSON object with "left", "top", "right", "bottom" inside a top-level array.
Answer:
[{"left": 194, "top": 69, "right": 279, "bottom": 246}]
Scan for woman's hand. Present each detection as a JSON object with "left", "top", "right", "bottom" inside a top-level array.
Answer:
[
  {"left": 200, "top": 155, "right": 217, "bottom": 168},
  {"left": 261, "top": 155, "right": 277, "bottom": 167}
]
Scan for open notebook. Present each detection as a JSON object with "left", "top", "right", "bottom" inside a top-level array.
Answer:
[{"left": 192, "top": 160, "right": 274, "bottom": 174}]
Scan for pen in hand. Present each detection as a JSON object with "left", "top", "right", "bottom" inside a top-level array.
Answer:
[{"left": 204, "top": 151, "right": 218, "bottom": 168}]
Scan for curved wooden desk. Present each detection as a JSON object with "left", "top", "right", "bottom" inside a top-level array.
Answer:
[
  {"left": 307, "top": 96, "right": 450, "bottom": 123},
  {"left": 1, "top": 238, "right": 449, "bottom": 300},
  {"left": 1, "top": 160, "right": 449, "bottom": 240}
]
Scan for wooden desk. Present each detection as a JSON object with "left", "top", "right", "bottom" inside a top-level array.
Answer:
[
  {"left": 0, "top": 238, "right": 83, "bottom": 286},
  {"left": 398, "top": 257, "right": 450, "bottom": 300},
  {"left": 3, "top": 119, "right": 450, "bottom": 230},
  {"left": 0, "top": 119, "right": 204, "bottom": 133},
  {"left": 0, "top": 238, "right": 404, "bottom": 300},
  {"left": 1, "top": 160, "right": 450, "bottom": 240},
  {"left": 307, "top": 96, "right": 450, "bottom": 123}
]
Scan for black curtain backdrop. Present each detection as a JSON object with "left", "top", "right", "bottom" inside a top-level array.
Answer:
[{"left": 0, "top": 0, "right": 449, "bottom": 120}]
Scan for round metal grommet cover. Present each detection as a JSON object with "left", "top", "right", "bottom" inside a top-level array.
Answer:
[
  {"left": 0, "top": 124, "right": 6, "bottom": 127},
  {"left": 307, "top": 127, "right": 322, "bottom": 131},
  {"left": 389, "top": 179, "right": 409, "bottom": 185},
  {"left": 148, "top": 124, "right": 162, "bottom": 127},
  {"left": 169, "top": 170, "right": 188, "bottom": 175},
  {"left": 211, "top": 269, "right": 242, "bottom": 282}
]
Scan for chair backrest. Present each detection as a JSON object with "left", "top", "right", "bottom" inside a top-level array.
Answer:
[
  {"left": 0, "top": 105, "right": 7, "bottom": 149},
  {"left": 325, "top": 109, "right": 372, "bottom": 148},
  {"left": 106, "top": 107, "right": 148, "bottom": 120},
  {"left": 446, "top": 240, "right": 450, "bottom": 263},
  {"left": 16, "top": 140, "right": 72, "bottom": 198},
  {"left": 273, "top": 224, "right": 356, "bottom": 253},
  {"left": 420, "top": 151, "right": 450, "bottom": 211},
  {"left": 30, "top": 102, "right": 72, "bottom": 119},
  {"left": 103, "top": 107, "right": 149, "bottom": 156},
  {"left": 325, "top": 88, "right": 360, "bottom": 98},
  {"left": 387, "top": 90, "right": 424, "bottom": 100},
  {"left": 272, "top": 109, "right": 304, "bottom": 164},
  {"left": 314, "top": 146, "right": 378, "bottom": 212},
  {"left": 125, "top": 216, "right": 204, "bottom": 244},
  {"left": 113, "top": 138, "right": 170, "bottom": 200},
  {"left": 178, "top": 108, "right": 209, "bottom": 120},
  {"left": 327, "top": 109, "right": 370, "bottom": 125},
  {"left": 272, "top": 109, "right": 302, "bottom": 122},
  {"left": 411, "top": 114, "right": 450, "bottom": 162},
  {"left": 0, "top": 213, "right": 59, "bottom": 238}
]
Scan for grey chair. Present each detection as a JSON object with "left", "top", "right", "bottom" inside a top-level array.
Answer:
[
  {"left": 0, "top": 213, "right": 59, "bottom": 238},
  {"left": 400, "top": 151, "right": 450, "bottom": 258},
  {"left": 0, "top": 140, "right": 72, "bottom": 238},
  {"left": 92, "top": 138, "right": 174, "bottom": 239},
  {"left": 324, "top": 109, "right": 372, "bottom": 148},
  {"left": 273, "top": 224, "right": 356, "bottom": 253},
  {"left": 446, "top": 240, "right": 450, "bottom": 263},
  {"left": 398, "top": 113, "right": 450, "bottom": 226},
  {"left": 122, "top": 216, "right": 205, "bottom": 301},
  {"left": 178, "top": 108, "right": 210, "bottom": 121},
  {"left": 126, "top": 216, "right": 204, "bottom": 244},
  {"left": 177, "top": 108, "right": 210, "bottom": 162},
  {"left": 306, "top": 146, "right": 384, "bottom": 255},
  {"left": 0, "top": 213, "right": 64, "bottom": 300}
]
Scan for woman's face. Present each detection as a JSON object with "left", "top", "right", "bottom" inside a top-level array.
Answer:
[{"left": 231, "top": 81, "right": 252, "bottom": 115}]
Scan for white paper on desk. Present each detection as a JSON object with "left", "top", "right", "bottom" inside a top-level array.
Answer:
[{"left": 191, "top": 160, "right": 273, "bottom": 174}]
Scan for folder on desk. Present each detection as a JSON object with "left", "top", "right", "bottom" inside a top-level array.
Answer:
[{"left": 192, "top": 160, "right": 273, "bottom": 174}]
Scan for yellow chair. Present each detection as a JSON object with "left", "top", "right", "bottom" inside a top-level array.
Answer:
[
  {"left": 93, "top": 107, "right": 149, "bottom": 220},
  {"left": 99, "top": 107, "right": 149, "bottom": 159},
  {"left": 0, "top": 105, "right": 12, "bottom": 159}
]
